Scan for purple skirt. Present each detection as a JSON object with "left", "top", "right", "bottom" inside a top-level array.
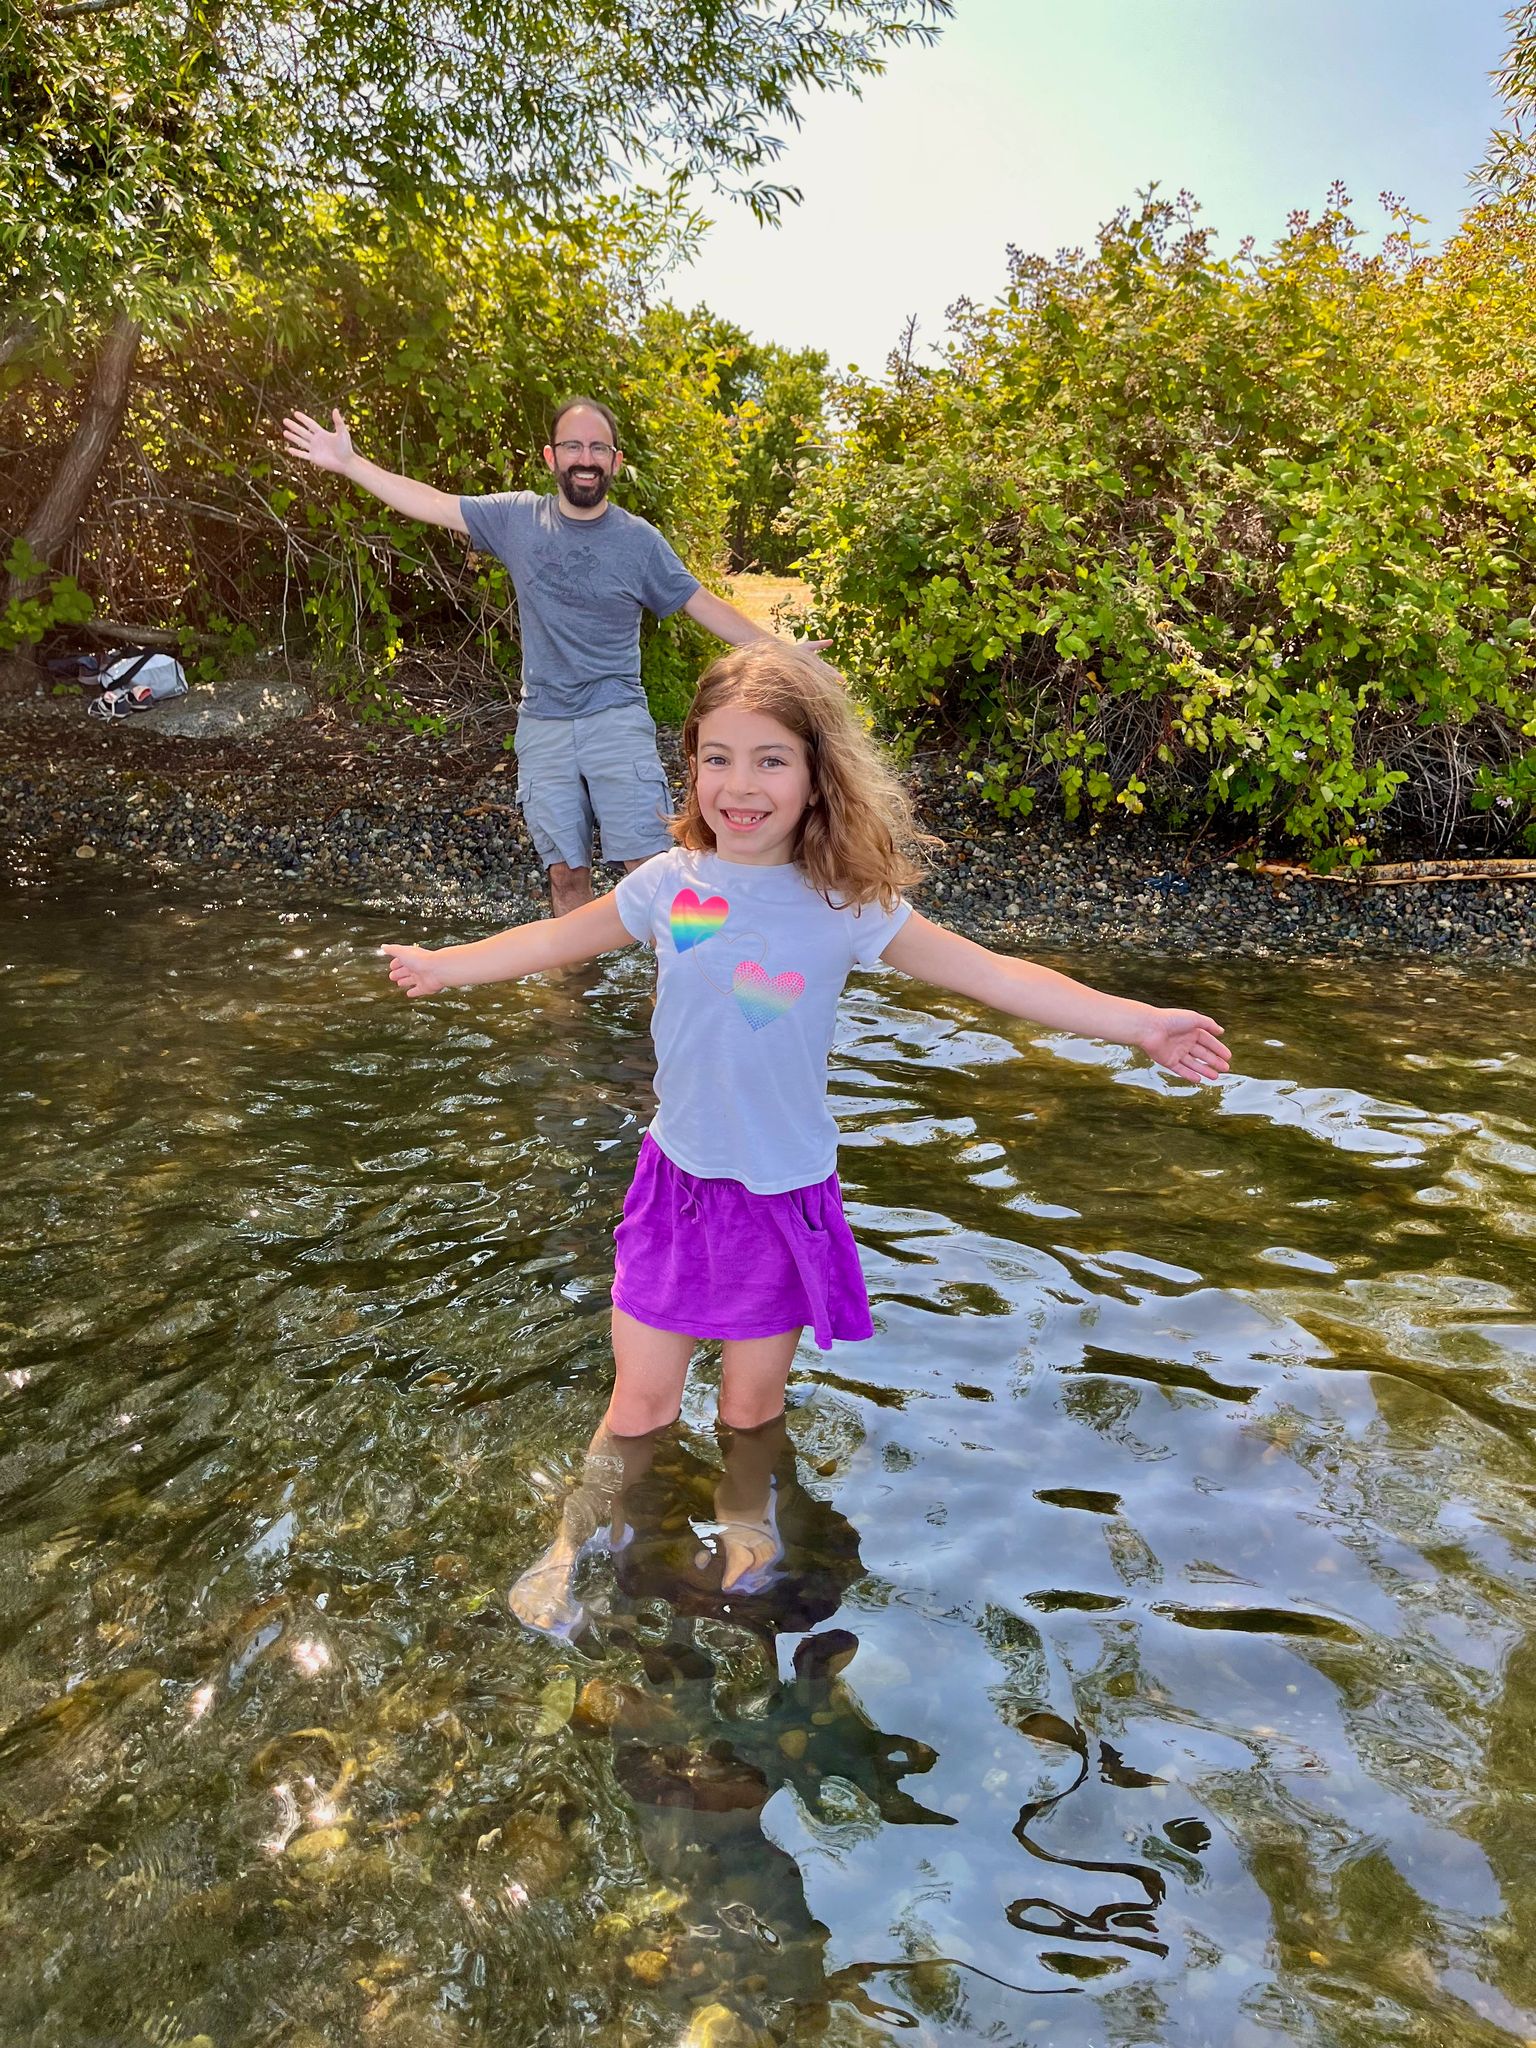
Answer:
[{"left": 611, "top": 1135, "right": 872, "bottom": 1351}]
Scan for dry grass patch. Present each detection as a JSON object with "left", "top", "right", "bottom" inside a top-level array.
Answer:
[{"left": 722, "top": 574, "right": 811, "bottom": 634}]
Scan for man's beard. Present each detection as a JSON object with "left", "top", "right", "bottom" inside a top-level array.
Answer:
[{"left": 558, "top": 462, "right": 612, "bottom": 509}]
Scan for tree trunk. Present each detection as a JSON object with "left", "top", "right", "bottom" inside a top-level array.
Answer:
[{"left": 6, "top": 310, "right": 142, "bottom": 601}]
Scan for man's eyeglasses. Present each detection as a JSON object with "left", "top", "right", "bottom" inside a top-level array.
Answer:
[{"left": 553, "top": 439, "right": 617, "bottom": 460}]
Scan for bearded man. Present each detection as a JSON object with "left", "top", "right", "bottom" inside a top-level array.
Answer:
[{"left": 283, "top": 395, "right": 801, "bottom": 914}]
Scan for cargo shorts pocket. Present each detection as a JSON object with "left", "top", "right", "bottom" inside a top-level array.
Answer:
[
  {"left": 591, "top": 755, "right": 671, "bottom": 862},
  {"left": 634, "top": 758, "right": 672, "bottom": 831}
]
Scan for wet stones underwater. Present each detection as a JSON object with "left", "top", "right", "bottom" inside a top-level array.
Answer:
[{"left": 2, "top": 875, "right": 1536, "bottom": 2046}]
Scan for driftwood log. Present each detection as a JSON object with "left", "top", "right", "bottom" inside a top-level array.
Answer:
[
  {"left": 80, "top": 619, "right": 220, "bottom": 650},
  {"left": 1251, "top": 858, "right": 1536, "bottom": 887}
]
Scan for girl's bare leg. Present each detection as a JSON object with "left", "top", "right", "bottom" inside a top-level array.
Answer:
[
  {"left": 712, "top": 1329, "right": 800, "bottom": 1591},
  {"left": 718, "top": 1327, "right": 800, "bottom": 1432},
  {"left": 712, "top": 1409, "right": 791, "bottom": 1592},
  {"left": 508, "top": 1310, "right": 694, "bottom": 1635},
  {"left": 606, "top": 1308, "right": 696, "bottom": 1436}
]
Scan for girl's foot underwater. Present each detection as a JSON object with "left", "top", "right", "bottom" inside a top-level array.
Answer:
[
  {"left": 507, "top": 1433, "right": 639, "bottom": 1639},
  {"left": 697, "top": 1491, "right": 785, "bottom": 1596},
  {"left": 508, "top": 1542, "right": 588, "bottom": 1638}
]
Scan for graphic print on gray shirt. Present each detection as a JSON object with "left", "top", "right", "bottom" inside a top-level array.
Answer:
[{"left": 459, "top": 491, "right": 699, "bottom": 719}]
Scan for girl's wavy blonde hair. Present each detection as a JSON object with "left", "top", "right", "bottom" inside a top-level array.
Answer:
[{"left": 670, "top": 642, "right": 929, "bottom": 910}]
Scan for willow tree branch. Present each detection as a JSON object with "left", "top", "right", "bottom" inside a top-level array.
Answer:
[{"left": 43, "top": 0, "right": 141, "bottom": 18}]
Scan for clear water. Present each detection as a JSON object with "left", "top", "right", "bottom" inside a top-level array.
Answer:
[{"left": 3, "top": 877, "right": 1534, "bottom": 2048}]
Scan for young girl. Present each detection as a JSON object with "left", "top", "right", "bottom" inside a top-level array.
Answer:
[{"left": 382, "top": 643, "right": 1230, "bottom": 1633}]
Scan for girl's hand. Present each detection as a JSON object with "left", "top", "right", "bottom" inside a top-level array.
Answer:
[
  {"left": 382, "top": 943, "right": 451, "bottom": 999},
  {"left": 283, "top": 407, "right": 354, "bottom": 473},
  {"left": 1138, "top": 1008, "right": 1229, "bottom": 1083}
]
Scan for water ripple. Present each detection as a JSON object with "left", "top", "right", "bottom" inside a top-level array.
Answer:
[{"left": 1, "top": 882, "right": 1533, "bottom": 2046}]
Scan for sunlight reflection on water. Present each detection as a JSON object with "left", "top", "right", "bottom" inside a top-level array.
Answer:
[{"left": 1, "top": 877, "right": 1534, "bottom": 2047}]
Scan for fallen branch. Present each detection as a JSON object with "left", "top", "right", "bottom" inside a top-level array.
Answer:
[
  {"left": 80, "top": 618, "right": 221, "bottom": 649},
  {"left": 1251, "top": 857, "right": 1536, "bottom": 887}
]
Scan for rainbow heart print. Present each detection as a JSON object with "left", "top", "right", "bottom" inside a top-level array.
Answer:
[
  {"left": 670, "top": 887, "right": 729, "bottom": 952},
  {"left": 732, "top": 959, "right": 806, "bottom": 1031}
]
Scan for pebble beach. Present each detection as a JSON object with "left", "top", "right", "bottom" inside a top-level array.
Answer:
[{"left": 2, "top": 682, "right": 1531, "bottom": 964}]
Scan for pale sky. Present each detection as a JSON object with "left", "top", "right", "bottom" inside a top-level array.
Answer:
[{"left": 673, "top": 0, "right": 1511, "bottom": 372}]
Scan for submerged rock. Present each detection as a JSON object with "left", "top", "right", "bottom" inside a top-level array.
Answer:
[
  {"left": 624, "top": 1947, "right": 670, "bottom": 1985},
  {"left": 680, "top": 2005, "right": 775, "bottom": 2048},
  {"left": 287, "top": 1825, "right": 349, "bottom": 1862},
  {"left": 500, "top": 1810, "right": 578, "bottom": 1891},
  {"left": 616, "top": 1743, "right": 771, "bottom": 1815},
  {"left": 530, "top": 1671, "right": 577, "bottom": 1737},
  {"left": 572, "top": 1676, "right": 676, "bottom": 1736}
]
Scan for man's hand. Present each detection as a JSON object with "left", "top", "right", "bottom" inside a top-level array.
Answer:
[
  {"left": 682, "top": 585, "right": 829, "bottom": 654},
  {"left": 1136, "top": 1009, "right": 1230, "bottom": 1083},
  {"left": 382, "top": 943, "right": 452, "bottom": 998},
  {"left": 283, "top": 407, "right": 355, "bottom": 474},
  {"left": 280, "top": 415, "right": 468, "bottom": 532}
]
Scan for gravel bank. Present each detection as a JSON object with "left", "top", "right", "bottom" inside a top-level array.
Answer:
[{"left": 2, "top": 687, "right": 1531, "bottom": 963}]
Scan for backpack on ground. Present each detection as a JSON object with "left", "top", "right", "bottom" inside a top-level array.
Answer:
[{"left": 86, "top": 648, "right": 189, "bottom": 721}]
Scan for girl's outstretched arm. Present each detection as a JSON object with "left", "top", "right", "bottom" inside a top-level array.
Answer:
[
  {"left": 383, "top": 894, "right": 633, "bottom": 997},
  {"left": 880, "top": 912, "right": 1230, "bottom": 1083}
]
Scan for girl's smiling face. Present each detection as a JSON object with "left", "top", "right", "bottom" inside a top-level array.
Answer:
[{"left": 692, "top": 706, "right": 814, "bottom": 866}]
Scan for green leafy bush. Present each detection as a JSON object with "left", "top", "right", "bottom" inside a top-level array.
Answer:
[
  {"left": 797, "top": 190, "right": 1536, "bottom": 856},
  {"left": 0, "top": 543, "right": 93, "bottom": 651},
  {"left": 686, "top": 313, "right": 829, "bottom": 571}
]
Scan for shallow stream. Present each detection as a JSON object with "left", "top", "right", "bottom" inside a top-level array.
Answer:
[{"left": 2, "top": 877, "right": 1534, "bottom": 2048}]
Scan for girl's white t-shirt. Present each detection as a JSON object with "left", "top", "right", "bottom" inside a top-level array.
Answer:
[{"left": 614, "top": 847, "right": 911, "bottom": 1194}]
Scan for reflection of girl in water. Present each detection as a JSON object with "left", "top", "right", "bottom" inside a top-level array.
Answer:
[
  {"left": 569, "top": 1423, "right": 1203, "bottom": 2034},
  {"left": 576, "top": 1417, "right": 952, "bottom": 1838},
  {"left": 381, "top": 642, "right": 1227, "bottom": 1636},
  {"left": 572, "top": 1417, "right": 951, "bottom": 2022}
]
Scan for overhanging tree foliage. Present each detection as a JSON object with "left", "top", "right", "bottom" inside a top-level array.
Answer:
[
  {"left": 1, "top": 0, "right": 949, "bottom": 601},
  {"left": 1479, "top": 0, "right": 1536, "bottom": 200}
]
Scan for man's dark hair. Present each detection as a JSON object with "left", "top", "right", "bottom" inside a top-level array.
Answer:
[{"left": 548, "top": 395, "right": 621, "bottom": 449}]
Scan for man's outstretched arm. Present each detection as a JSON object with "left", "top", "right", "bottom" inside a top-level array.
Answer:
[
  {"left": 682, "top": 587, "right": 771, "bottom": 644},
  {"left": 282, "top": 409, "right": 469, "bottom": 535},
  {"left": 682, "top": 586, "right": 828, "bottom": 651}
]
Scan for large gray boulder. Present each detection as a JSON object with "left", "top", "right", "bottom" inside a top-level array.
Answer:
[{"left": 123, "top": 673, "right": 313, "bottom": 738}]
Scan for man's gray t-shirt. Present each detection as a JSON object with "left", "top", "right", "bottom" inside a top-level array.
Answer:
[{"left": 459, "top": 491, "right": 699, "bottom": 719}]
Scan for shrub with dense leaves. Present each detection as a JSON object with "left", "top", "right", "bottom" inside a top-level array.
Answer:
[
  {"left": 797, "top": 190, "right": 1536, "bottom": 857},
  {"left": 688, "top": 313, "right": 829, "bottom": 571},
  {"left": 1, "top": 199, "right": 732, "bottom": 721}
]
